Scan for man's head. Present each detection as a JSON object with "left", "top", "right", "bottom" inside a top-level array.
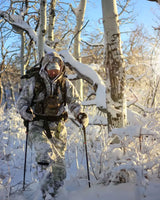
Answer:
[{"left": 42, "top": 52, "right": 64, "bottom": 79}]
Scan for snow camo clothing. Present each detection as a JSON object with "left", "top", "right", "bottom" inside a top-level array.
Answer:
[
  {"left": 29, "top": 120, "right": 67, "bottom": 197},
  {"left": 17, "top": 52, "right": 85, "bottom": 198}
]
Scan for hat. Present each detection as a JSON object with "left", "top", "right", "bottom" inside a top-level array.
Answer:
[
  {"left": 42, "top": 52, "right": 64, "bottom": 79},
  {"left": 42, "top": 52, "right": 64, "bottom": 70}
]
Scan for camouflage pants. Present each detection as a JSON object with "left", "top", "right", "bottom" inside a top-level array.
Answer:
[{"left": 28, "top": 120, "right": 67, "bottom": 197}]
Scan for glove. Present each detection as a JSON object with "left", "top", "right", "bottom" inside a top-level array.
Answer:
[
  {"left": 77, "top": 112, "right": 89, "bottom": 127},
  {"left": 20, "top": 106, "right": 35, "bottom": 121}
]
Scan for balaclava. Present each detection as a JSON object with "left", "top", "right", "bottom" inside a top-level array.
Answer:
[{"left": 42, "top": 52, "right": 64, "bottom": 79}]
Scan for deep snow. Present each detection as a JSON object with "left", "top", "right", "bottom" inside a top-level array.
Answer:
[{"left": 1, "top": 106, "right": 160, "bottom": 200}]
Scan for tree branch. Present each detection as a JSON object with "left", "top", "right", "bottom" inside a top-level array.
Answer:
[
  {"left": 117, "top": 0, "right": 130, "bottom": 17},
  {"left": 81, "top": 40, "right": 104, "bottom": 47},
  {"left": 0, "top": 66, "right": 7, "bottom": 75},
  {"left": 68, "top": 20, "right": 89, "bottom": 49}
]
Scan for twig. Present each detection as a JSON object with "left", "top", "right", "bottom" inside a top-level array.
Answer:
[
  {"left": 81, "top": 40, "right": 104, "bottom": 47},
  {"left": 69, "top": 20, "right": 89, "bottom": 49},
  {"left": 0, "top": 66, "right": 7, "bottom": 74}
]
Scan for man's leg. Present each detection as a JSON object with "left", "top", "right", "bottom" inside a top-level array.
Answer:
[
  {"left": 28, "top": 123, "right": 55, "bottom": 198},
  {"left": 28, "top": 121, "right": 67, "bottom": 198},
  {"left": 47, "top": 121, "right": 67, "bottom": 197}
]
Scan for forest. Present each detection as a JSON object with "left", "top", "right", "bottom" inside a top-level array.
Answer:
[{"left": 0, "top": 0, "right": 160, "bottom": 200}]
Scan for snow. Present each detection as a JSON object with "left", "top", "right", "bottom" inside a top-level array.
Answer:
[
  {"left": 1, "top": 106, "right": 160, "bottom": 200},
  {"left": 58, "top": 182, "right": 137, "bottom": 200},
  {"left": 58, "top": 180, "right": 160, "bottom": 200},
  {"left": 60, "top": 50, "right": 106, "bottom": 109}
]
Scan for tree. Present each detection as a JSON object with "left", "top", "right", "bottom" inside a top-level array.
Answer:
[
  {"left": 124, "top": 25, "right": 160, "bottom": 112},
  {"left": 38, "top": 0, "right": 47, "bottom": 60},
  {"left": 0, "top": 30, "right": 8, "bottom": 106},
  {"left": 48, "top": 0, "right": 57, "bottom": 45},
  {"left": 70, "top": 0, "right": 87, "bottom": 100},
  {"left": 70, "top": 0, "right": 87, "bottom": 62},
  {"left": 101, "top": 0, "right": 127, "bottom": 131}
]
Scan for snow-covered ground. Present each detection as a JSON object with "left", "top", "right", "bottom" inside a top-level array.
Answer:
[
  {"left": 58, "top": 180, "right": 160, "bottom": 200},
  {"left": 1, "top": 106, "right": 160, "bottom": 200}
]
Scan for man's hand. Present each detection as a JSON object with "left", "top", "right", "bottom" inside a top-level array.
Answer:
[
  {"left": 77, "top": 112, "right": 89, "bottom": 127},
  {"left": 20, "top": 106, "right": 35, "bottom": 121}
]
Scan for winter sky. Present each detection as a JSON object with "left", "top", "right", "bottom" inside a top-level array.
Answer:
[{"left": 85, "top": 0, "right": 159, "bottom": 36}]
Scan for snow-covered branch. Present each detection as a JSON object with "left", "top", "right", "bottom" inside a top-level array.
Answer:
[
  {"left": 0, "top": 11, "right": 107, "bottom": 110},
  {"left": 0, "top": 11, "right": 38, "bottom": 43},
  {"left": 60, "top": 50, "right": 106, "bottom": 110}
]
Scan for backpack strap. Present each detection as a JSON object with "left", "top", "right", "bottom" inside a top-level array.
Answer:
[
  {"left": 62, "top": 77, "right": 67, "bottom": 106},
  {"left": 30, "top": 72, "right": 46, "bottom": 109},
  {"left": 57, "top": 76, "right": 67, "bottom": 106}
]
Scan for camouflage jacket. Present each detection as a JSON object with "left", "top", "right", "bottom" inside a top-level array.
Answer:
[{"left": 17, "top": 68, "right": 83, "bottom": 119}]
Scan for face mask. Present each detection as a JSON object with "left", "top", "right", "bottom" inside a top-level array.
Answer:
[{"left": 46, "top": 59, "right": 61, "bottom": 79}]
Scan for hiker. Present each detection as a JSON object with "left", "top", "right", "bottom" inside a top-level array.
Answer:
[{"left": 17, "top": 52, "right": 89, "bottom": 198}]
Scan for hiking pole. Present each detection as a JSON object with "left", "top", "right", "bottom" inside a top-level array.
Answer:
[
  {"left": 23, "top": 120, "right": 29, "bottom": 190},
  {"left": 82, "top": 125, "right": 91, "bottom": 188}
]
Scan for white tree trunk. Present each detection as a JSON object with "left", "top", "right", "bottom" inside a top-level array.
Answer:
[
  {"left": 48, "top": 0, "right": 57, "bottom": 44},
  {"left": 72, "top": 0, "right": 87, "bottom": 100},
  {"left": 73, "top": 0, "right": 86, "bottom": 61},
  {"left": 102, "top": 0, "right": 127, "bottom": 130},
  {"left": 38, "top": 0, "right": 47, "bottom": 61}
]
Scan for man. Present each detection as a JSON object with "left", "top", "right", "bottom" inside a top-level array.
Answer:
[{"left": 17, "top": 52, "right": 89, "bottom": 199}]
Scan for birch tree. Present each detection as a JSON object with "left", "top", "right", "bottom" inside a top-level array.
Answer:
[
  {"left": 38, "top": 0, "right": 47, "bottom": 60},
  {"left": 48, "top": 0, "right": 57, "bottom": 46},
  {"left": 101, "top": 0, "right": 127, "bottom": 131},
  {"left": 0, "top": 37, "right": 7, "bottom": 105},
  {"left": 70, "top": 0, "right": 87, "bottom": 62},
  {"left": 70, "top": 0, "right": 87, "bottom": 100}
]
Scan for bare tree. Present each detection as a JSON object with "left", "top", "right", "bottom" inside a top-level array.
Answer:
[
  {"left": 70, "top": 0, "right": 87, "bottom": 62},
  {"left": 38, "top": 0, "right": 47, "bottom": 60},
  {"left": 101, "top": 0, "right": 127, "bottom": 130},
  {"left": 0, "top": 30, "right": 8, "bottom": 105},
  {"left": 48, "top": 0, "right": 57, "bottom": 46},
  {"left": 70, "top": 0, "right": 87, "bottom": 100}
]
